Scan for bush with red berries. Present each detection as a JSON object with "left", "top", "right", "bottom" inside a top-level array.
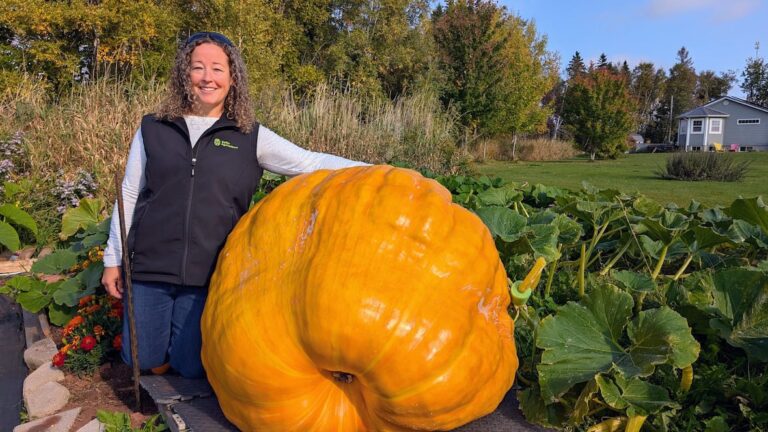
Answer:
[{"left": 53, "top": 294, "right": 123, "bottom": 376}]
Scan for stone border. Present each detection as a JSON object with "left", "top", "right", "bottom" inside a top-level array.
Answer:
[{"left": 14, "top": 308, "right": 105, "bottom": 432}]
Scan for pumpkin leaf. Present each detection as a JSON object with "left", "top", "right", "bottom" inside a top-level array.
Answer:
[
  {"left": 525, "top": 224, "right": 561, "bottom": 261},
  {"left": 707, "top": 269, "right": 768, "bottom": 361},
  {"left": 691, "top": 226, "right": 732, "bottom": 250},
  {"left": 16, "top": 281, "right": 55, "bottom": 313},
  {"left": 596, "top": 374, "right": 675, "bottom": 416},
  {"left": 3, "top": 275, "right": 45, "bottom": 294},
  {"left": 536, "top": 284, "right": 699, "bottom": 401},
  {"left": 625, "top": 307, "right": 700, "bottom": 371},
  {"left": 474, "top": 207, "right": 527, "bottom": 242},
  {"left": 60, "top": 198, "right": 104, "bottom": 240},
  {"left": 476, "top": 184, "right": 522, "bottom": 207},
  {"left": 0, "top": 203, "right": 37, "bottom": 236},
  {"left": 517, "top": 385, "right": 568, "bottom": 429},
  {"left": 729, "top": 197, "right": 768, "bottom": 235},
  {"left": 0, "top": 220, "right": 20, "bottom": 251},
  {"left": 52, "top": 276, "right": 92, "bottom": 307},
  {"left": 80, "top": 261, "right": 104, "bottom": 290},
  {"left": 536, "top": 284, "right": 633, "bottom": 401},
  {"left": 48, "top": 302, "right": 77, "bottom": 326},
  {"left": 31, "top": 249, "right": 79, "bottom": 274},
  {"left": 612, "top": 270, "right": 656, "bottom": 293},
  {"left": 569, "top": 378, "right": 599, "bottom": 425}
]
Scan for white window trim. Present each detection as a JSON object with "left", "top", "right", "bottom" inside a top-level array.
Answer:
[
  {"left": 691, "top": 119, "right": 704, "bottom": 134},
  {"left": 737, "top": 118, "right": 760, "bottom": 125},
  {"left": 709, "top": 118, "right": 722, "bottom": 134}
]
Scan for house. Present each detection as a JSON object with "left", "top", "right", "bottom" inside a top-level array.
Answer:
[{"left": 677, "top": 96, "right": 768, "bottom": 152}]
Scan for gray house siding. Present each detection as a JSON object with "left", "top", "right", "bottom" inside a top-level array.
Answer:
[{"left": 706, "top": 99, "right": 768, "bottom": 150}]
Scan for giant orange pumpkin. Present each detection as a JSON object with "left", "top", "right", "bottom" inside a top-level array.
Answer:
[{"left": 201, "top": 165, "right": 517, "bottom": 431}]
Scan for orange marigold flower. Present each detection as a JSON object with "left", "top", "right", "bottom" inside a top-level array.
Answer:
[
  {"left": 66, "top": 315, "right": 84, "bottom": 328},
  {"left": 93, "top": 325, "right": 105, "bottom": 337},
  {"left": 80, "top": 335, "right": 97, "bottom": 352},
  {"left": 112, "top": 334, "right": 122, "bottom": 350},
  {"left": 78, "top": 295, "right": 94, "bottom": 307},
  {"left": 71, "top": 335, "right": 81, "bottom": 346},
  {"left": 85, "top": 304, "right": 101, "bottom": 314}
]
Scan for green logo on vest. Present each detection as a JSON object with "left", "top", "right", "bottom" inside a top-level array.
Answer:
[{"left": 214, "top": 137, "right": 238, "bottom": 150}]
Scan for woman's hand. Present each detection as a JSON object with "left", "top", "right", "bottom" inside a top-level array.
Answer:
[{"left": 102, "top": 266, "right": 124, "bottom": 299}]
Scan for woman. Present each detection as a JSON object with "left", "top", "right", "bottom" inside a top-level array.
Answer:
[{"left": 101, "top": 32, "right": 366, "bottom": 378}]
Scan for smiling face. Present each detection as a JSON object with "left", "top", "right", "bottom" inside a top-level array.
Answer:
[{"left": 189, "top": 43, "right": 232, "bottom": 117}]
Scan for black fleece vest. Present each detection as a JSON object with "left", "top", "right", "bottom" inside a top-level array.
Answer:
[{"left": 128, "top": 114, "right": 262, "bottom": 286}]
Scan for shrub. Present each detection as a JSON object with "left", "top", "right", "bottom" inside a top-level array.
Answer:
[{"left": 657, "top": 152, "right": 751, "bottom": 182}]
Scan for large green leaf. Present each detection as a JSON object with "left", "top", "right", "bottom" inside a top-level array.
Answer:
[
  {"left": 2, "top": 275, "right": 45, "bottom": 294},
  {"left": 625, "top": 307, "right": 700, "bottom": 371},
  {"left": 60, "top": 198, "right": 104, "bottom": 240},
  {"left": 536, "top": 284, "right": 699, "bottom": 401},
  {"left": 596, "top": 374, "right": 674, "bottom": 416},
  {"left": 474, "top": 207, "right": 527, "bottom": 242},
  {"left": 525, "top": 224, "right": 561, "bottom": 261},
  {"left": 0, "top": 204, "right": 37, "bottom": 236},
  {"left": 612, "top": 270, "right": 656, "bottom": 293},
  {"left": 517, "top": 385, "right": 568, "bottom": 429},
  {"left": 48, "top": 302, "right": 77, "bottom": 326},
  {"left": 729, "top": 197, "right": 768, "bottom": 235},
  {"left": 536, "top": 284, "right": 633, "bottom": 401},
  {"left": 52, "top": 276, "right": 94, "bottom": 307},
  {"left": 0, "top": 220, "right": 20, "bottom": 251},
  {"left": 31, "top": 249, "right": 79, "bottom": 274},
  {"left": 708, "top": 269, "right": 768, "bottom": 361},
  {"left": 80, "top": 261, "right": 105, "bottom": 290},
  {"left": 477, "top": 184, "right": 522, "bottom": 207},
  {"left": 691, "top": 226, "right": 733, "bottom": 250}
]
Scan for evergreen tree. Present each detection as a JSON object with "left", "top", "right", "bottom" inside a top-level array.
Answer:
[
  {"left": 566, "top": 51, "right": 586, "bottom": 80},
  {"left": 597, "top": 53, "right": 609, "bottom": 70},
  {"left": 661, "top": 47, "right": 697, "bottom": 143},
  {"left": 741, "top": 43, "right": 768, "bottom": 106}
]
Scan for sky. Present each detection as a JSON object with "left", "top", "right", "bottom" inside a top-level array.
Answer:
[{"left": 499, "top": 0, "right": 768, "bottom": 97}]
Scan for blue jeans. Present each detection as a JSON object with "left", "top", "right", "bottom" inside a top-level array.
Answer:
[{"left": 121, "top": 280, "right": 208, "bottom": 378}]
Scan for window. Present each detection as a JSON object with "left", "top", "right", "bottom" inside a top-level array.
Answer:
[
  {"left": 740, "top": 146, "right": 755, "bottom": 152},
  {"left": 709, "top": 118, "right": 722, "bottom": 134},
  {"left": 691, "top": 119, "right": 703, "bottom": 133},
  {"left": 692, "top": 146, "right": 702, "bottom": 151},
  {"left": 737, "top": 119, "right": 760, "bottom": 125}
]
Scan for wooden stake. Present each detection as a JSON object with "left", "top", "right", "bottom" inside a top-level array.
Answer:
[{"left": 115, "top": 172, "right": 142, "bottom": 412}]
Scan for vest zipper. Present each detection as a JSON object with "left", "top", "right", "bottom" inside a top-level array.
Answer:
[{"left": 181, "top": 148, "right": 200, "bottom": 285}]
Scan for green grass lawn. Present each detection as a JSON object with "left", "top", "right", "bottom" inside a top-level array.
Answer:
[{"left": 474, "top": 152, "right": 768, "bottom": 207}]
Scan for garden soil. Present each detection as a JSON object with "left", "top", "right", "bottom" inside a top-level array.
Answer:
[{"left": 50, "top": 327, "right": 158, "bottom": 430}]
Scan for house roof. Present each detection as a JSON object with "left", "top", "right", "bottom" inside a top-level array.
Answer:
[
  {"left": 677, "top": 106, "right": 729, "bottom": 119},
  {"left": 704, "top": 96, "right": 768, "bottom": 114}
]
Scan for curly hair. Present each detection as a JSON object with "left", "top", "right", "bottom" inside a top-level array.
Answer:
[{"left": 155, "top": 35, "right": 254, "bottom": 133}]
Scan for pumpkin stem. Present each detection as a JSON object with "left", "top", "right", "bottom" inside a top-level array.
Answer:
[{"left": 332, "top": 371, "right": 355, "bottom": 383}]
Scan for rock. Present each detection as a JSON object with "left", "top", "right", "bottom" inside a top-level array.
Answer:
[
  {"left": 25, "top": 381, "right": 70, "bottom": 419},
  {"left": 76, "top": 418, "right": 105, "bottom": 432},
  {"left": 16, "top": 246, "right": 37, "bottom": 260},
  {"left": 14, "top": 407, "right": 81, "bottom": 432},
  {"left": 23, "top": 338, "right": 58, "bottom": 370},
  {"left": 37, "top": 246, "right": 54, "bottom": 258},
  {"left": 23, "top": 361, "right": 65, "bottom": 399}
]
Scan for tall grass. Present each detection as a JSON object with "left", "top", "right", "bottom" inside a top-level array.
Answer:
[
  {"left": 472, "top": 136, "right": 579, "bottom": 162},
  {"left": 257, "top": 84, "right": 468, "bottom": 174}
]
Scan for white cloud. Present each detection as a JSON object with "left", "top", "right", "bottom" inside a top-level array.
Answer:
[{"left": 645, "top": 0, "right": 760, "bottom": 21}]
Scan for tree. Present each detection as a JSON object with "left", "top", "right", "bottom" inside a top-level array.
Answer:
[
  {"left": 432, "top": 0, "right": 557, "bottom": 141},
  {"left": 630, "top": 62, "right": 666, "bottom": 137},
  {"left": 695, "top": 70, "right": 735, "bottom": 104},
  {"left": 0, "top": 0, "right": 189, "bottom": 91},
  {"left": 597, "top": 53, "right": 609, "bottom": 70},
  {"left": 563, "top": 69, "right": 636, "bottom": 160},
  {"left": 661, "top": 47, "right": 697, "bottom": 142},
  {"left": 741, "top": 43, "right": 768, "bottom": 106},
  {"left": 566, "top": 51, "right": 586, "bottom": 80}
]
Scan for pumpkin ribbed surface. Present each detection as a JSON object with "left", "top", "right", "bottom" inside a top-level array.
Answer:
[{"left": 201, "top": 165, "right": 517, "bottom": 431}]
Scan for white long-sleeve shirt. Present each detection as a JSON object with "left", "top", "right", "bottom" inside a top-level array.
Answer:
[{"left": 103, "top": 116, "right": 368, "bottom": 267}]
